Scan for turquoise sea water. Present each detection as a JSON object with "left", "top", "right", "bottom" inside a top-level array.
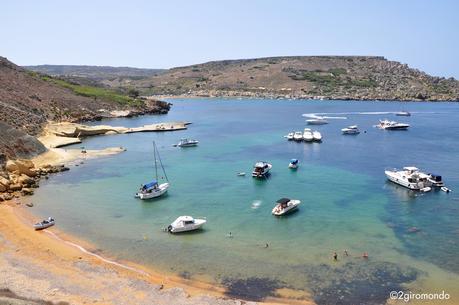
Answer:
[{"left": 31, "top": 99, "right": 459, "bottom": 304}]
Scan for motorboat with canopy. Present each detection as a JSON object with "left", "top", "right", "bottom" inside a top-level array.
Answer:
[
  {"left": 288, "top": 159, "right": 299, "bottom": 169},
  {"left": 272, "top": 198, "right": 301, "bottom": 216},
  {"left": 252, "top": 161, "right": 272, "bottom": 178}
]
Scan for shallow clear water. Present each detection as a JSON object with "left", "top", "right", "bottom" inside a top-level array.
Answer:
[{"left": 31, "top": 99, "right": 459, "bottom": 304}]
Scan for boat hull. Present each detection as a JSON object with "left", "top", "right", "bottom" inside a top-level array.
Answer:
[
  {"left": 137, "top": 183, "right": 169, "bottom": 199},
  {"left": 272, "top": 200, "right": 300, "bottom": 216},
  {"left": 169, "top": 219, "right": 206, "bottom": 233},
  {"left": 385, "top": 171, "right": 423, "bottom": 190}
]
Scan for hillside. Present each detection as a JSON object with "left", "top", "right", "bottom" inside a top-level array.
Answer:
[
  {"left": 0, "top": 57, "right": 169, "bottom": 164},
  {"left": 133, "top": 56, "right": 459, "bottom": 101},
  {"left": 25, "top": 64, "right": 166, "bottom": 89}
]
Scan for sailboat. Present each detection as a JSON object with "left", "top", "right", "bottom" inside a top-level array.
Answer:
[{"left": 135, "top": 141, "right": 170, "bottom": 200}]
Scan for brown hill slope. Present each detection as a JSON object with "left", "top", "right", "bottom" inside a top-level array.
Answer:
[
  {"left": 135, "top": 56, "right": 459, "bottom": 101},
  {"left": 0, "top": 56, "right": 169, "bottom": 164}
]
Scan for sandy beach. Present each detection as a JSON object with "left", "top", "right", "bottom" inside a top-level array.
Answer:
[{"left": 0, "top": 201, "right": 314, "bottom": 305}]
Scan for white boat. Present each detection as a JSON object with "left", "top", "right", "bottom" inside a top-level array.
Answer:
[
  {"left": 342, "top": 125, "right": 360, "bottom": 135},
  {"left": 288, "top": 159, "right": 299, "bottom": 169},
  {"left": 176, "top": 138, "right": 199, "bottom": 147},
  {"left": 293, "top": 131, "right": 303, "bottom": 141},
  {"left": 306, "top": 118, "right": 328, "bottom": 125},
  {"left": 427, "top": 173, "right": 444, "bottom": 187},
  {"left": 312, "top": 130, "right": 322, "bottom": 142},
  {"left": 136, "top": 141, "right": 170, "bottom": 200},
  {"left": 378, "top": 119, "right": 410, "bottom": 130},
  {"left": 286, "top": 132, "right": 294, "bottom": 140},
  {"left": 136, "top": 181, "right": 170, "bottom": 199},
  {"left": 167, "top": 216, "right": 206, "bottom": 233},
  {"left": 385, "top": 167, "right": 432, "bottom": 190},
  {"left": 34, "top": 217, "right": 55, "bottom": 230},
  {"left": 252, "top": 161, "right": 272, "bottom": 178},
  {"left": 303, "top": 128, "right": 314, "bottom": 142},
  {"left": 237, "top": 172, "right": 246, "bottom": 176},
  {"left": 272, "top": 198, "right": 301, "bottom": 216},
  {"left": 396, "top": 111, "right": 411, "bottom": 116}
]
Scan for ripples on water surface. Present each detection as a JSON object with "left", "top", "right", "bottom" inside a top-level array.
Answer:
[{"left": 31, "top": 99, "right": 459, "bottom": 304}]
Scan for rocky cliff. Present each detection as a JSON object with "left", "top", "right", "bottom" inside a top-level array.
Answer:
[{"left": 0, "top": 56, "right": 170, "bottom": 165}]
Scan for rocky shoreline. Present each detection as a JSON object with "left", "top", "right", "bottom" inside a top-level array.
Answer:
[
  {"left": 0, "top": 159, "right": 69, "bottom": 202},
  {"left": 155, "top": 89, "right": 459, "bottom": 102}
]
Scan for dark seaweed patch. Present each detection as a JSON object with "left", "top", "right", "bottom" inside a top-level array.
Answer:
[
  {"left": 300, "top": 261, "right": 418, "bottom": 305},
  {"left": 179, "top": 270, "right": 192, "bottom": 279},
  {"left": 222, "top": 277, "right": 283, "bottom": 301}
]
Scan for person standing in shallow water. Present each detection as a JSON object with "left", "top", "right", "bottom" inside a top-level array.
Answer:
[{"left": 333, "top": 252, "right": 338, "bottom": 261}]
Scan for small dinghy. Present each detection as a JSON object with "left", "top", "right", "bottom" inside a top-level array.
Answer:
[
  {"left": 237, "top": 172, "right": 246, "bottom": 176},
  {"left": 272, "top": 198, "right": 300, "bottom": 216},
  {"left": 286, "top": 132, "right": 294, "bottom": 140},
  {"left": 167, "top": 216, "right": 206, "bottom": 233},
  {"left": 420, "top": 187, "right": 432, "bottom": 193},
  {"left": 441, "top": 187, "right": 452, "bottom": 193},
  {"left": 34, "top": 217, "right": 55, "bottom": 230},
  {"left": 288, "top": 159, "right": 299, "bottom": 169}
]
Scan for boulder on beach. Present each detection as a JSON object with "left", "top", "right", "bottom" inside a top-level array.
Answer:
[{"left": 5, "top": 159, "right": 38, "bottom": 177}]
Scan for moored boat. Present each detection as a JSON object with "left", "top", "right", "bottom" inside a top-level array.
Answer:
[
  {"left": 378, "top": 119, "right": 410, "bottom": 130},
  {"left": 272, "top": 198, "right": 300, "bottom": 216},
  {"left": 167, "top": 216, "right": 206, "bottom": 233},
  {"left": 293, "top": 131, "right": 303, "bottom": 141},
  {"left": 312, "top": 130, "right": 322, "bottom": 142},
  {"left": 303, "top": 128, "right": 314, "bottom": 142},
  {"left": 288, "top": 159, "right": 299, "bottom": 169},
  {"left": 385, "top": 167, "right": 432, "bottom": 190},
  {"left": 136, "top": 141, "right": 170, "bottom": 200},
  {"left": 342, "top": 125, "right": 360, "bottom": 135},
  {"left": 252, "top": 161, "right": 272, "bottom": 178},
  {"left": 34, "top": 217, "right": 55, "bottom": 230},
  {"left": 176, "top": 138, "right": 199, "bottom": 147},
  {"left": 306, "top": 118, "right": 328, "bottom": 125},
  {"left": 286, "top": 132, "right": 294, "bottom": 140}
]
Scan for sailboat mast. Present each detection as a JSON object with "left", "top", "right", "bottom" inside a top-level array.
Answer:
[
  {"left": 153, "top": 141, "right": 158, "bottom": 181},
  {"left": 155, "top": 142, "right": 169, "bottom": 182}
]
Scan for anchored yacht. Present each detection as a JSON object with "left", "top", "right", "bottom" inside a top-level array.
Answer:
[
  {"left": 252, "top": 161, "right": 272, "bottom": 178},
  {"left": 378, "top": 119, "right": 410, "bottom": 130},
  {"left": 342, "top": 125, "right": 360, "bottom": 135},
  {"left": 385, "top": 167, "right": 432, "bottom": 190}
]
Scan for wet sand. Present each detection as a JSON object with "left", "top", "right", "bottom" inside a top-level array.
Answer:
[{"left": 0, "top": 199, "right": 314, "bottom": 305}]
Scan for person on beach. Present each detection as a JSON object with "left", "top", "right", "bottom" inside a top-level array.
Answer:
[
  {"left": 344, "top": 249, "right": 349, "bottom": 256},
  {"left": 362, "top": 252, "right": 369, "bottom": 259},
  {"left": 265, "top": 243, "right": 269, "bottom": 248},
  {"left": 333, "top": 252, "right": 338, "bottom": 261}
]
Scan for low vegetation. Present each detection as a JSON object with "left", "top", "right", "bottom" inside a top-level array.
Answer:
[{"left": 38, "top": 74, "right": 142, "bottom": 106}]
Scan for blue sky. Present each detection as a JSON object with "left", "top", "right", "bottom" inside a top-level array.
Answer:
[{"left": 1, "top": 0, "right": 458, "bottom": 78}]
